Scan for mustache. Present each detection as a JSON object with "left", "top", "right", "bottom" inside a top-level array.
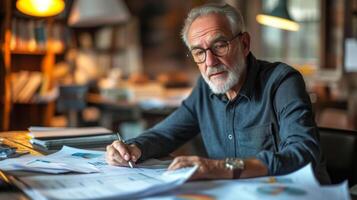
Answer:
[{"left": 206, "top": 65, "right": 227, "bottom": 77}]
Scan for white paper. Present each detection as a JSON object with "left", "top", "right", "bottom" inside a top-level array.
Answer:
[
  {"left": 16, "top": 163, "right": 197, "bottom": 200},
  {"left": 0, "top": 154, "right": 68, "bottom": 174},
  {"left": 0, "top": 146, "right": 172, "bottom": 174},
  {"left": 237, "top": 164, "right": 320, "bottom": 187},
  {"left": 144, "top": 164, "right": 351, "bottom": 200},
  {"left": 2, "top": 146, "right": 196, "bottom": 199},
  {"left": 1, "top": 146, "right": 102, "bottom": 174}
]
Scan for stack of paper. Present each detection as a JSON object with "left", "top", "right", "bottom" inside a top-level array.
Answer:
[
  {"left": 0, "top": 146, "right": 351, "bottom": 199},
  {"left": 0, "top": 147, "right": 101, "bottom": 174},
  {"left": 28, "top": 127, "right": 116, "bottom": 150},
  {"left": 28, "top": 126, "right": 112, "bottom": 138},
  {"left": 145, "top": 165, "right": 351, "bottom": 200},
  {"left": 0, "top": 146, "right": 197, "bottom": 200}
]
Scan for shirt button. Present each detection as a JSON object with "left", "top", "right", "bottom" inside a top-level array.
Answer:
[{"left": 228, "top": 134, "right": 233, "bottom": 140}]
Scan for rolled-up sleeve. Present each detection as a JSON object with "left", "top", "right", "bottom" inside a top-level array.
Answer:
[{"left": 255, "top": 69, "right": 321, "bottom": 176}]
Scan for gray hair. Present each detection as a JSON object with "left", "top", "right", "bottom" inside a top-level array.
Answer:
[{"left": 181, "top": 3, "right": 246, "bottom": 48}]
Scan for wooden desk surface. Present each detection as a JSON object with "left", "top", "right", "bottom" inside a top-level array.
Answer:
[
  {"left": 1, "top": 131, "right": 356, "bottom": 200},
  {"left": 0, "top": 131, "right": 42, "bottom": 200},
  {"left": 0, "top": 131, "right": 43, "bottom": 156}
]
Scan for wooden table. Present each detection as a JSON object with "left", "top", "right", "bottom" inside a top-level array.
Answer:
[
  {"left": 1, "top": 131, "right": 356, "bottom": 200},
  {"left": 0, "top": 131, "right": 42, "bottom": 200},
  {"left": 0, "top": 131, "right": 43, "bottom": 156}
]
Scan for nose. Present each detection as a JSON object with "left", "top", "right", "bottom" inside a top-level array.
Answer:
[{"left": 205, "top": 49, "right": 219, "bottom": 67}]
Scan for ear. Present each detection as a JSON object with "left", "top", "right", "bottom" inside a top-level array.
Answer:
[{"left": 240, "top": 32, "right": 251, "bottom": 57}]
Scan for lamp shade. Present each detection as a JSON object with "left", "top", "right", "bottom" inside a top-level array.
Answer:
[
  {"left": 16, "top": 0, "right": 65, "bottom": 17},
  {"left": 256, "top": 0, "right": 299, "bottom": 31},
  {"left": 68, "top": 0, "right": 130, "bottom": 27}
]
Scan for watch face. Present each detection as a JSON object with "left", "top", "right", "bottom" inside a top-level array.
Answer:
[
  {"left": 235, "top": 159, "right": 244, "bottom": 169},
  {"left": 225, "top": 158, "right": 244, "bottom": 170}
]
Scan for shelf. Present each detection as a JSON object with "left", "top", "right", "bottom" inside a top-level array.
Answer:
[
  {"left": 11, "top": 49, "right": 64, "bottom": 55},
  {"left": 13, "top": 100, "right": 55, "bottom": 105},
  {"left": 93, "top": 48, "right": 126, "bottom": 54},
  {"left": 11, "top": 49, "right": 47, "bottom": 55}
]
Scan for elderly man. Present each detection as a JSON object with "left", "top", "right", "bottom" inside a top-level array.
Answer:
[{"left": 106, "top": 3, "right": 330, "bottom": 184}]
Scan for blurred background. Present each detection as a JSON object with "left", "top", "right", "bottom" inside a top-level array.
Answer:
[{"left": 1, "top": 0, "right": 357, "bottom": 136}]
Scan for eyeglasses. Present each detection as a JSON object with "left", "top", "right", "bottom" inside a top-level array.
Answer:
[{"left": 188, "top": 32, "right": 243, "bottom": 64}]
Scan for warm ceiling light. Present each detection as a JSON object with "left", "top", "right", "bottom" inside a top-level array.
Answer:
[
  {"left": 16, "top": 0, "right": 65, "bottom": 17},
  {"left": 256, "top": 0, "right": 299, "bottom": 32},
  {"left": 256, "top": 14, "right": 299, "bottom": 31}
]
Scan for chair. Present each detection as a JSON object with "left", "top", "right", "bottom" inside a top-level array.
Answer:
[
  {"left": 57, "top": 85, "right": 88, "bottom": 127},
  {"left": 319, "top": 127, "right": 357, "bottom": 186}
]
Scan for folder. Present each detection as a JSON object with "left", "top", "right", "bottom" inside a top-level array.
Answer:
[
  {"left": 30, "top": 134, "right": 117, "bottom": 150},
  {"left": 28, "top": 126, "right": 115, "bottom": 150},
  {"left": 28, "top": 127, "right": 112, "bottom": 139}
]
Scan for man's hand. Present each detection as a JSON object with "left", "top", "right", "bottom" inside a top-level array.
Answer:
[
  {"left": 168, "top": 156, "right": 232, "bottom": 180},
  {"left": 105, "top": 141, "right": 142, "bottom": 167}
]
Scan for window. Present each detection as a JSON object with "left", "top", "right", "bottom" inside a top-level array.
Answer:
[{"left": 259, "top": 0, "right": 320, "bottom": 70}]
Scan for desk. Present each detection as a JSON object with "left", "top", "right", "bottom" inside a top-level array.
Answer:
[
  {"left": 0, "top": 131, "right": 42, "bottom": 156},
  {"left": 87, "top": 93, "right": 179, "bottom": 130},
  {"left": 0, "top": 131, "right": 42, "bottom": 200},
  {"left": 0, "top": 131, "right": 356, "bottom": 200}
]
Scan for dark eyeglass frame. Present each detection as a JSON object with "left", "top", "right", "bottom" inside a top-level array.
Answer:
[{"left": 187, "top": 32, "right": 243, "bottom": 64}]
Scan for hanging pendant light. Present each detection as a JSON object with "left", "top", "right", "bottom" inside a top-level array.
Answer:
[
  {"left": 68, "top": 0, "right": 130, "bottom": 27},
  {"left": 16, "top": 0, "right": 65, "bottom": 17},
  {"left": 256, "top": 0, "right": 299, "bottom": 31}
]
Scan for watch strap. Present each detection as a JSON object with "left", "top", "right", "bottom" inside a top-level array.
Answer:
[
  {"left": 233, "top": 168, "right": 243, "bottom": 179},
  {"left": 225, "top": 158, "right": 244, "bottom": 179}
]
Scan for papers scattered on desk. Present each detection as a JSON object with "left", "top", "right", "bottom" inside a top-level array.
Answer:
[
  {"left": 0, "top": 146, "right": 172, "bottom": 174},
  {"left": 0, "top": 146, "right": 103, "bottom": 173},
  {"left": 3, "top": 146, "right": 197, "bottom": 200},
  {"left": 145, "top": 164, "right": 350, "bottom": 200},
  {"left": 2, "top": 146, "right": 350, "bottom": 199}
]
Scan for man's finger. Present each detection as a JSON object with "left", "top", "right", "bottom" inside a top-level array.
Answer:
[
  {"left": 128, "top": 145, "right": 140, "bottom": 162},
  {"left": 112, "top": 140, "right": 131, "bottom": 161},
  {"left": 105, "top": 144, "right": 127, "bottom": 166},
  {"left": 168, "top": 157, "right": 195, "bottom": 170}
]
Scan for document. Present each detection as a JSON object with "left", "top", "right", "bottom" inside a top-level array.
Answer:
[
  {"left": 15, "top": 166, "right": 197, "bottom": 200},
  {"left": 2, "top": 146, "right": 197, "bottom": 199},
  {"left": 144, "top": 164, "right": 350, "bottom": 200},
  {"left": 13, "top": 163, "right": 196, "bottom": 199},
  {"left": 0, "top": 146, "right": 103, "bottom": 173},
  {"left": 0, "top": 146, "right": 171, "bottom": 174}
]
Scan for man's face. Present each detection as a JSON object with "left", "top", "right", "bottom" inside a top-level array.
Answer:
[{"left": 187, "top": 13, "right": 246, "bottom": 94}]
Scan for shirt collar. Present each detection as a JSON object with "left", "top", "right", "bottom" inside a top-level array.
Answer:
[{"left": 209, "top": 52, "right": 259, "bottom": 101}]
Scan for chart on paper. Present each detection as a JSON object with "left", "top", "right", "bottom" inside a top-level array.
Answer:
[
  {"left": 19, "top": 166, "right": 195, "bottom": 200},
  {"left": 7, "top": 146, "right": 196, "bottom": 200}
]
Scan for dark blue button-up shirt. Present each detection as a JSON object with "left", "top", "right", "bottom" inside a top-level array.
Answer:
[{"left": 129, "top": 53, "right": 330, "bottom": 184}]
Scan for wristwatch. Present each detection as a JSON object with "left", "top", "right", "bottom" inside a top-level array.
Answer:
[{"left": 225, "top": 158, "right": 245, "bottom": 179}]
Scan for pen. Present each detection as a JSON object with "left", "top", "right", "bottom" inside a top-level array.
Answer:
[{"left": 116, "top": 132, "right": 134, "bottom": 168}]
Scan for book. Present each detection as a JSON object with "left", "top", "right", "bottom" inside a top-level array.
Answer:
[
  {"left": 95, "top": 26, "right": 113, "bottom": 50},
  {"left": 17, "top": 72, "right": 42, "bottom": 103},
  {"left": 30, "top": 134, "right": 117, "bottom": 150},
  {"left": 28, "top": 127, "right": 112, "bottom": 139},
  {"left": 11, "top": 71, "right": 30, "bottom": 101}
]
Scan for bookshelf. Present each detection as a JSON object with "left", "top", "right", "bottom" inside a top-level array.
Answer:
[
  {"left": 77, "top": 17, "right": 142, "bottom": 79},
  {"left": 0, "top": 0, "right": 72, "bottom": 130}
]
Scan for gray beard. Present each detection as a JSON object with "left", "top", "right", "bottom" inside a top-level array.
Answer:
[{"left": 202, "top": 57, "right": 246, "bottom": 94}]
